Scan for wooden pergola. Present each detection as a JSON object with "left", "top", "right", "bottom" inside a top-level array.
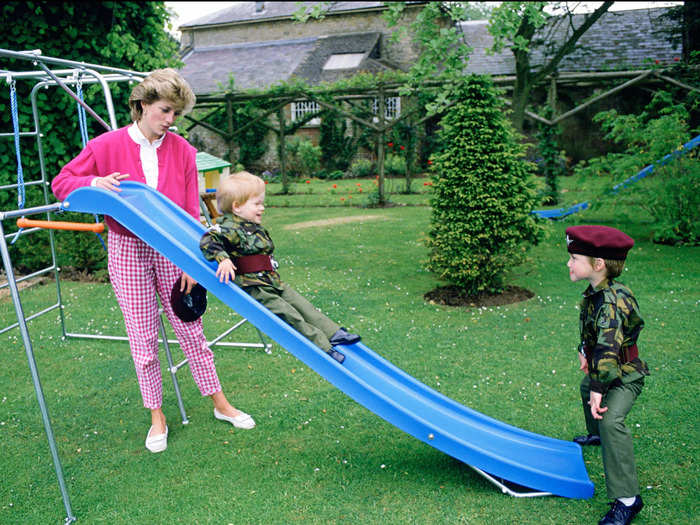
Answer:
[{"left": 183, "top": 66, "right": 698, "bottom": 204}]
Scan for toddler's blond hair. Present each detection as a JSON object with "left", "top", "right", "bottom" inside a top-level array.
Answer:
[{"left": 217, "top": 171, "right": 265, "bottom": 214}]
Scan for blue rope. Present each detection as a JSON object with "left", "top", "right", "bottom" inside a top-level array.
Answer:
[
  {"left": 76, "top": 80, "right": 89, "bottom": 148},
  {"left": 9, "top": 80, "right": 25, "bottom": 245},
  {"left": 10, "top": 80, "right": 25, "bottom": 209},
  {"left": 76, "top": 78, "right": 106, "bottom": 251}
]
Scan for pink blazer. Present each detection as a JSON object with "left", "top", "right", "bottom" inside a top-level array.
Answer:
[{"left": 52, "top": 126, "right": 199, "bottom": 237}]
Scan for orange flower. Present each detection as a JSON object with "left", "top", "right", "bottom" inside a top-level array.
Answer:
[
  {"left": 305, "top": 180, "right": 311, "bottom": 184},
  {"left": 332, "top": 184, "right": 337, "bottom": 188}
]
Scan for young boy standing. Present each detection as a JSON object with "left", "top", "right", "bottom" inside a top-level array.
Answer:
[
  {"left": 199, "top": 172, "right": 360, "bottom": 364},
  {"left": 566, "top": 225, "right": 649, "bottom": 525}
]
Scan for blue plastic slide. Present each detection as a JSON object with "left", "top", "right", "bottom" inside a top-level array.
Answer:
[{"left": 62, "top": 182, "right": 594, "bottom": 499}]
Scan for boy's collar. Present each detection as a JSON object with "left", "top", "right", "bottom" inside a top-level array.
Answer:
[
  {"left": 226, "top": 212, "right": 258, "bottom": 227},
  {"left": 583, "top": 278, "right": 613, "bottom": 296}
]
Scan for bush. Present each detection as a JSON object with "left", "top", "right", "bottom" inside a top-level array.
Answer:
[
  {"left": 348, "top": 158, "right": 374, "bottom": 178},
  {"left": 425, "top": 75, "right": 542, "bottom": 294},
  {"left": 638, "top": 157, "right": 699, "bottom": 246},
  {"left": 285, "top": 136, "right": 322, "bottom": 178},
  {"left": 385, "top": 154, "right": 406, "bottom": 176},
  {"left": 1, "top": 2, "right": 179, "bottom": 275},
  {"left": 575, "top": 90, "right": 698, "bottom": 245}
]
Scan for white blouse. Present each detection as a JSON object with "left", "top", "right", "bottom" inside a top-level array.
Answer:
[{"left": 127, "top": 122, "right": 165, "bottom": 189}]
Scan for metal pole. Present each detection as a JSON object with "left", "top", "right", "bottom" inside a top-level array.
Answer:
[
  {"left": 0, "top": 220, "right": 76, "bottom": 524},
  {"left": 35, "top": 62, "right": 111, "bottom": 131},
  {"left": 158, "top": 308, "right": 189, "bottom": 425}
]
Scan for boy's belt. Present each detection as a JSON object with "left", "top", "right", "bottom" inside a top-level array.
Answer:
[
  {"left": 581, "top": 343, "right": 639, "bottom": 362},
  {"left": 234, "top": 254, "right": 274, "bottom": 273},
  {"left": 622, "top": 343, "right": 639, "bottom": 362}
]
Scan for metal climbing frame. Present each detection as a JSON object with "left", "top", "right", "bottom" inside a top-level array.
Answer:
[{"left": 0, "top": 49, "right": 269, "bottom": 524}]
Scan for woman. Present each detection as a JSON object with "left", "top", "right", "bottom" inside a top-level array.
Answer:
[{"left": 52, "top": 69, "right": 254, "bottom": 453}]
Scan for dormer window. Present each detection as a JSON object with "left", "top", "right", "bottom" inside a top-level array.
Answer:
[
  {"left": 255, "top": 2, "right": 265, "bottom": 14},
  {"left": 323, "top": 53, "right": 365, "bottom": 70}
]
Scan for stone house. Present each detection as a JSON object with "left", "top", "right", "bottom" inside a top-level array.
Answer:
[
  {"left": 177, "top": 2, "right": 681, "bottom": 168},
  {"left": 178, "top": 1, "right": 435, "bottom": 168}
]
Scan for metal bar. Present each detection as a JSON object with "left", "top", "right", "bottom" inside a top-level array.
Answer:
[
  {"left": 0, "top": 302, "right": 60, "bottom": 335},
  {"left": 208, "top": 318, "right": 248, "bottom": 345},
  {"left": 0, "top": 202, "right": 63, "bottom": 220},
  {"left": 0, "top": 48, "right": 143, "bottom": 77},
  {"left": 0, "top": 264, "right": 56, "bottom": 289},
  {"left": 64, "top": 331, "right": 269, "bottom": 349},
  {"left": 159, "top": 309, "right": 189, "bottom": 425},
  {"left": 0, "top": 131, "right": 38, "bottom": 137},
  {"left": 469, "top": 466, "right": 553, "bottom": 498},
  {"left": 0, "top": 220, "right": 76, "bottom": 523},
  {"left": 0, "top": 180, "right": 44, "bottom": 191},
  {"left": 34, "top": 62, "right": 111, "bottom": 131}
]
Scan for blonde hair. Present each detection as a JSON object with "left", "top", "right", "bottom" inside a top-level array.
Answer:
[
  {"left": 217, "top": 171, "right": 265, "bottom": 214},
  {"left": 128, "top": 68, "right": 196, "bottom": 122},
  {"left": 586, "top": 256, "right": 626, "bottom": 279}
]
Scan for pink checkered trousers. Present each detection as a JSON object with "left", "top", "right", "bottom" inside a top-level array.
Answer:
[{"left": 107, "top": 230, "right": 221, "bottom": 409}]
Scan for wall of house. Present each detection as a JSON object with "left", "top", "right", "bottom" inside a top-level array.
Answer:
[{"left": 182, "top": 6, "right": 436, "bottom": 71}]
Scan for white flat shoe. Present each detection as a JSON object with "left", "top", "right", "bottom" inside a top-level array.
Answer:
[
  {"left": 214, "top": 408, "right": 256, "bottom": 429},
  {"left": 145, "top": 425, "right": 168, "bottom": 453}
]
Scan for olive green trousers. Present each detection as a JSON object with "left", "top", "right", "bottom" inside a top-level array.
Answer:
[
  {"left": 246, "top": 282, "right": 340, "bottom": 351},
  {"left": 580, "top": 374, "right": 645, "bottom": 499}
]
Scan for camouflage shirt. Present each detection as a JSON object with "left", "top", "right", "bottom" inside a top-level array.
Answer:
[
  {"left": 579, "top": 279, "right": 649, "bottom": 394},
  {"left": 199, "top": 213, "right": 281, "bottom": 288}
]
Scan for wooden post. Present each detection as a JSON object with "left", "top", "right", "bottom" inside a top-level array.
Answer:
[
  {"left": 226, "top": 95, "right": 235, "bottom": 166},
  {"left": 278, "top": 106, "right": 288, "bottom": 194},
  {"left": 377, "top": 86, "right": 386, "bottom": 205}
]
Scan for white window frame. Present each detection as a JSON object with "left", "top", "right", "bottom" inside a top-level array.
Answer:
[
  {"left": 372, "top": 96, "right": 401, "bottom": 121},
  {"left": 291, "top": 100, "right": 321, "bottom": 126}
]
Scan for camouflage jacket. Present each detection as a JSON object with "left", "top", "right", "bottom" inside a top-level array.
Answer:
[
  {"left": 579, "top": 279, "right": 649, "bottom": 394},
  {"left": 199, "top": 213, "right": 281, "bottom": 288}
]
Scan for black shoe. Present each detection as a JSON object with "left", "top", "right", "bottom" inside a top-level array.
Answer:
[
  {"left": 574, "top": 433, "right": 601, "bottom": 446},
  {"left": 327, "top": 349, "right": 345, "bottom": 364},
  {"left": 598, "top": 496, "right": 643, "bottom": 525},
  {"left": 329, "top": 328, "right": 361, "bottom": 346}
]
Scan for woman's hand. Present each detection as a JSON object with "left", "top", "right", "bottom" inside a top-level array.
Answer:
[
  {"left": 180, "top": 272, "right": 197, "bottom": 294},
  {"left": 95, "top": 172, "right": 129, "bottom": 192},
  {"left": 216, "top": 258, "right": 237, "bottom": 283}
]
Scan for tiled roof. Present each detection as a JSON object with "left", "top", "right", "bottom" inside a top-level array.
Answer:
[
  {"left": 293, "top": 32, "right": 385, "bottom": 85},
  {"left": 179, "top": 5, "right": 681, "bottom": 95},
  {"left": 180, "top": 32, "right": 398, "bottom": 95},
  {"left": 179, "top": 37, "right": 318, "bottom": 94},
  {"left": 180, "top": 1, "right": 387, "bottom": 28},
  {"left": 462, "top": 7, "right": 681, "bottom": 76}
]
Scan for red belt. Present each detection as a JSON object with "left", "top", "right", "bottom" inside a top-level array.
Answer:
[
  {"left": 623, "top": 343, "right": 639, "bottom": 362},
  {"left": 234, "top": 254, "right": 274, "bottom": 273}
]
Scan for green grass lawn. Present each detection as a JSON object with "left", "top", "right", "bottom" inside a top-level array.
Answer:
[{"left": 1, "top": 181, "right": 698, "bottom": 523}]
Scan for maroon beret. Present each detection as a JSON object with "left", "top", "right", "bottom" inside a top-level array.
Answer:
[
  {"left": 171, "top": 277, "right": 207, "bottom": 322},
  {"left": 565, "top": 225, "right": 634, "bottom": 260}
]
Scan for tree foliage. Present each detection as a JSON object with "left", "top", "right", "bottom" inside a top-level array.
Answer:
[
  {"left": 488, "top": 1, "right": 613, "bottom": 131},
  {"left": 0, "top": 1, "right": 179, "bottom": 272},
  {"left": 575, "top": 90, "right": 699, "bottom": 246},
  {"left": 426, "top": 76, "right": 542, "bottom": 294}
]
